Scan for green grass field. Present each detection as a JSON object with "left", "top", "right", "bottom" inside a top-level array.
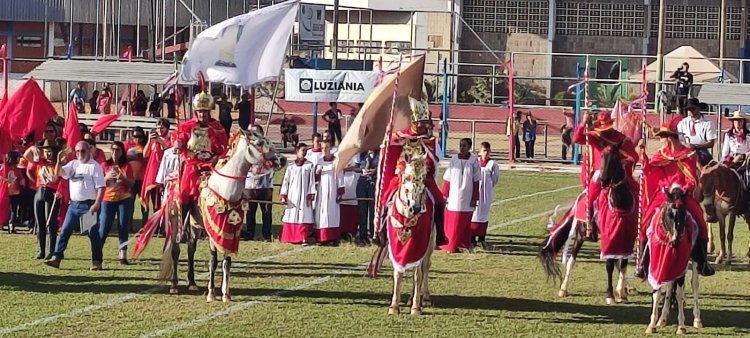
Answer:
[{"left": 1, "top": 171, "right": 749, "bottom": 337}]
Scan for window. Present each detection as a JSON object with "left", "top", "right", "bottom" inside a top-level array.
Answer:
[
  {"left": 463, "top": 0, "right": 548, "bottom": 34},
  {"left": 557, "top": 3, "right": 645, "bottom": 37},
  {"left": 649, "top": 5, "right": 720, "bottom": 40},
  {"left": 16, "top": 36, "right": 42, "bottom": 48},
  {"left": 384, "top": 41, "right": 411, "bottom": 55},
  {"left": 358, "top": 40, "right": 382, "bottom": 54}
]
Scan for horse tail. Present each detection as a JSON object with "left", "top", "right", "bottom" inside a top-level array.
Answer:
[
  {"left": 366, "top": 245, "right": 389, "bottom": 278},
  {"left": 539, "top": 207, "right": 575, "bottom": 282},
  {"left": 131, "top": 207, "right": 166, "bottom": 259}
]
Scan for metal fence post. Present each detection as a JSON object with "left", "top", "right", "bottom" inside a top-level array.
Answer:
[
  {"left": 471, "top": 121, "right": 476, "bottom": 152},
  {"left": 441, "top": 58, "right": 449, "bottom": 156},
  {"left": 543, "top": 124, "right": 548, "bottom": 158},
  {"left": 573, "top": 62, "right": 582, "bottom": 165}
]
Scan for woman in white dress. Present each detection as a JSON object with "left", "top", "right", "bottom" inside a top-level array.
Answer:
[
  {"left": 471, "top": 142, "right": 500, "bottom": 248},
  {"left": 721, "top": 110, "right": 750, "bottom": 168}
]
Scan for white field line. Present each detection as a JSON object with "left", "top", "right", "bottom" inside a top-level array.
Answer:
[
  {"left": 491, "top": 185, "right": 577, "bottom": 206},
  {"left": 141, "top": 202, "right": 572, "bottom": 337},
  {"left": 0, "top": 246, "right": 314, "bottom": 336}
]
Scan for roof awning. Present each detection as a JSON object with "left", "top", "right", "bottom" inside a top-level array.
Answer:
[
  {"left": 25, "top": 60, "right": 190, "bottom": 85},
  {"left": 697, "top": 83, "right": 750, "bottom": 106},
  {"left": 629, "top": 45, "right": 738, "bottom": 83}
]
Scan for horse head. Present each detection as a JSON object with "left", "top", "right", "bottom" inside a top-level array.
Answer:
[
  {"left": 661, "top": 184, "right": 688, "bottom": 248},
  {"left": 397, "top": 139, "right": 428, "bottom": 218},
  {"left": 600, "top": 141, "right": 625, "bottom": 188},
  {"left": 237, "top": 128, "right": 287, "bottom": 172}
]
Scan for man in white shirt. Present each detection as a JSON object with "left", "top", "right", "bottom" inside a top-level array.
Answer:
[
  {"left": 45, "top": 141, "right": 106, "bottom": 270},
  {"left": 676, "top": 98, "right": 716, "bottom": 166},
  {"left": 243, "top": 165, "right": 274, "bottom": 241}
]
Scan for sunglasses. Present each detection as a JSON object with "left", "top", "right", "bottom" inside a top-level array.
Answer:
[{"left": 75, "top": 149, "right": 87, "bottom": 153}]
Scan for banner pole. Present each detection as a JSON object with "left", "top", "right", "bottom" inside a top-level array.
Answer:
[
  {"left": 312, "top": 54, "right": 319, "bottom": 135},
  {"left": 507, "top": 57, "right": 515, "bottom": 163},
  {"left": 573, "top": 62, "right": 581, "bottom": 164},
  {"left": 441, "top": 58, "right": 448, "bottom": 156}
]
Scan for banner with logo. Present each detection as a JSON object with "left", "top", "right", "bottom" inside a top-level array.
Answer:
[
  {"left": 299, "top": 4, "right": 325, "bottom": 48},
  {"left": 285, "top": 69, "right": 379, "bottom": 102}
]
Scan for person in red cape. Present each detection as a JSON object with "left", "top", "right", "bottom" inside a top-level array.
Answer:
[
  {"left": 377, "top": 97, "right": 446, "bottom": 246},
  {"left": 176, "top": 92, "right": 229, "bottom": 224},
  {"left": 141, "top": 118, "right": 172, "bottom": 212},
  {"left": 635, "top": 120, "right": 715, "bottom": 279},
  {"left": 572, "top": 111, "right": 638, "bottom": 239}
]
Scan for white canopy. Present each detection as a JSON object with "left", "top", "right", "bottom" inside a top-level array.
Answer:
[{"left": 631, "top": 45, "right": 737, "bottom": 83}]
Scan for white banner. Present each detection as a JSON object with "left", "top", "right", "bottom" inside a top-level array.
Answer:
[
  {"left": 299, "top": 4, "right": 325, "bottom": 46},
  {"left": 285, "top": 69, "right": 379, "bottom": 102},
  {"left": 181, "top": 0, "right": 299, "bottom": 86}
]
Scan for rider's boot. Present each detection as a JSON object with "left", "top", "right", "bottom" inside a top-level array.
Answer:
[
  {"left": 634, "top": 240, "right": 649, "bottom": 280},
  {"left": 691, "top": 238, "right": 715, "bottom": 277},
  {"left": 703, "top": 199, "right": 719, "bottom": 223}
]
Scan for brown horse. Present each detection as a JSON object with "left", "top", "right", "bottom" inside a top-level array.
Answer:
[{"left": 699, "top": 160, "right": 750, "bottom": 264}]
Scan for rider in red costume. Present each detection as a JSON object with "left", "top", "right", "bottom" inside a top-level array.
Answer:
[
  {"left": 377, "top": 97, "right": 446, "bottom": 245},
  {"left": 573, "top": 111, "right": 638, "bottom": 238},
  {"left": 635, "top": 120, "right": 715, "bottom": 278},
  {"left": 176, "top": 92, "right": 229, "bottom": 223}
]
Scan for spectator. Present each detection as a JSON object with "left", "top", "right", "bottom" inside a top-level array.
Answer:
[
  {"left": 162, "top": 92, "right": 177, "bottom": 119},
  {"left": 440, "top": 138, "right": 480, "bottom": 253},
  {"left": 82, "top": 132, "right": 107, "bottom": 164},
  {"left": 562, "top": 110, "right": 575, "bottom": 161},
  {"left": 99, "top": 141, "right": 134, "bottom": 265},
  {"left": 322, "top": 102, "right": 343, "bottom": 146},
  {"left": 243, "top": 164, "right": 274, "bottom": 242},
  {"left": 218, "top": 94, "right": 233, "bottom": 136},
  {"left": 279, "top": 144, "right": 316, "bottom": 244},
  {"left": 313, "top": 141, "right": 343, "bottom": 245},
  {"left": 339, "top": 155, "right": 361, "bottom": 241},
  {"left": 69, "top": 82, "right": 87, "bottom": 113},
  {"left": 143, "top": 118, "right": 172, "bottom": 211},
  {"left": 132, "top": 90, "right": 148, "bottom": 116},
  {"left": 97, "top": 86, "right": 113, "bottom": 115},
  {"left": 118, "top": 100, "right": 128, "bottom": 115},
  {"left": 2, "top": 151, "right": 25, "bottom": 234},
  {"left": 280, "top": 113, "right": 299, "bottom": 148},
  {"left": 155, "top": 134, "right": 182, "bottom": 203},
  {"left": 235, "top": 92, "right": 253, "bottom": 130},
  {"left": 470, "top": 142, "right": 500, "bottom": 249},
  {"left": 720, "top": 110, "right": 750, "bottom": 168},
  {"left": 89, "top": 90, "right": 100, "bottom": 114},
  {"left": 670, "top": 62, "right": 693, "bottom": 116},
  {"left": 127, "top": 128, "right": 148, "bottom": 226},
  {"left": 148, "top": 93, "right": 163, "bottom": 118},
  {"left": 522, "top": 113, "right": 537, "bottom": 159},
  {"left": 45, "top": 141, "right": 106, "bottom": 270},
  {"left": 676, "top": 98, "right": 715, "bottom": 166},
  {"left": 28, "top": 140, "right": 63, "bottom": 258},
  {"left": 506, "top": 111, "right": 522, "bottom": 159},
  {"left": 356, "top": 150, "right": 378, "bottom": 246},
  {"left": 322, "top": 130, "right": 338, "bottom": 153}
]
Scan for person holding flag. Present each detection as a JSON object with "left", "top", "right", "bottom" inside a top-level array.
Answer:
[
  {"left": 572, "top": 111, "right": 638, "bottom": 239},
  {"left": 176, "top": 92, "right": 229, "bottom": 229}
]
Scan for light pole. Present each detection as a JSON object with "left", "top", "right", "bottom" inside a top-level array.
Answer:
[
  {"left": 655, "top": 0, "right": 666, "bottom": 124},
  {"left": 332, "top": 0, "right": 339, "bottom": 69}
]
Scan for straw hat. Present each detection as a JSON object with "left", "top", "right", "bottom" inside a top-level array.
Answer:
[{"left": 728, "top": 110, "right": 747, "bottom": 121}]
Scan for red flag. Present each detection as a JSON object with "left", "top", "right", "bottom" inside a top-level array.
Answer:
[
  {"left": 91, "top": 114, "right": 120, "bottom": 135},
  {"left": 64, "top": 100, "right": 82, "bottom": 146},
  {"left": 0, "top": 93, "right": 7, "bottom": 114},
  {"left": 0, "top": 78, "right": 58, "bottom": 155}
]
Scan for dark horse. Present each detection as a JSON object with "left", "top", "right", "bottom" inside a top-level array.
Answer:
[{"left": 540, "top": 142, "right": 637, "bottom": 304}]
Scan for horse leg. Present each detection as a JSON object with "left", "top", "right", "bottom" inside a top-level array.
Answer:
[
  {"left": 657, "top": 283, "right": 673, "bottom": 327},
  {"left": 615, "top": 259, "right": 628, "bottom": 303},
  {"left": 646, "top": 289, "right": 663, "bottom": 334},
  {"left": 605, "top": 259, "right": 616, "bottom": 305},
  {"left": 410, "top": 265, "right": 423, "bottom": 316},
  {"left": 422, "top": 233, "right": 435, "bottom": 307},
  {"left": 746, "top": 218, "right": 750, "bottom": 260},
  {"left": 221, "top": 255, "right": 232, "bottom": 303},
  {"left": 388, "top": 269, "right": 402, "bottom": 315},
  {"left": 715, "top": 216, "right": 727, "bottom": 264},
  {"left": 707, "top": 222, "right": 715, "bottom": 254},
  {"left": 559, "top": 236, "right": 583, "bottom": 298},
  {"left": 169, "top": 239, "right": 180, "bottom": 294},
  {"left": 689, "top": 264, "right": 702, "bottom": 329},
  {"left": 186, "top": 233, "right": 199, "bottom": 291},
  {"left": 675, "top": 277, "right": 687, "bottom": 335},
  {"left": 206, "top": 241, "right": 218, "bottom": 302},
  {"left": 727, "top": 213, "right": 736, "bottom": 265}
]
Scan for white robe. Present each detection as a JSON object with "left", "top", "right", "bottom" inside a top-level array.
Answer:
[
  {"left": 471, "top": 159, "right": 500, "bottom": 223},
  {"left": 305, "top": 149, "right": 324, "bottom": 165},
  {"left": 443, "top": 155, "right": 481, "bottom": 212},
  {"left": 280, "top": 161, "right": 316, "bottom": 224},
  {"left": 340, "top": 156, "right": 361, "bottom": 206},
  {"left": 314, "top": 158, "right": 344, "bottom": 230}
]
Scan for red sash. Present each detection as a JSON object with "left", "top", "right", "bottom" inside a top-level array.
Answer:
[{"left": 199, "top": 188, "right": 248, "bottom": 255}]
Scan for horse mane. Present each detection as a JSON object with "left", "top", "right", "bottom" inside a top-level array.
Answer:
[{"left": 215, "top": 131, "right": 249, "bottom": 171}]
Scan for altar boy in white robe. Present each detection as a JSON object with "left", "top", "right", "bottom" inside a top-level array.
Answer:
[
  {"left": 471, "top": 142, "right": 500, "bottom": 249},
  {"left": 339, "top": 155, "right": 361, "bottom": 240},
  {"left": 440, "top": 138, "right": 481, "bottom": 253},
  {"left": 314, "top": 141, "right": 344, "bottom": 244},
  {"left": 279, "top": 144, "right": 316, "bottom": 244}
]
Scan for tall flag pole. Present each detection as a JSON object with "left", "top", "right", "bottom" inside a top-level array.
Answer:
[
  {"left": 584, "top": 57, "right": 592, "bottom": 232},
  {"left": 507, "top": 58, "right": 515, "bottom": 163}
]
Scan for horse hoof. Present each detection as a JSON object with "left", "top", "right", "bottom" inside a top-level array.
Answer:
[
  {"left": 422, "top": 299, "right": 432, "bottom": 307},
  {"left": 615, "top": 296, "right": 626, "bottom": 304},
  {"left": 694, "top": 319, "right": 703, "bottom": 329},
  {"left": 387, "top": 306, "right": 400, "bottom": 315},
  {"left": 206, "top": 294, "right": 215, "bottom": 303},
  {"left": 410, "top": 309, "right": 421, "bottom": 316},
  {"left": 188, "top": 285, "right": 199, "bottom": 291},
  {"left": 657, "top": 319, "right": 667, "bottom": 328},
  {"left": 558, "top": 289, "right": 568, "bottom": 298},
  {"left": 169, "top": 288, "right": 179, "bottom": 295},
  {"left": 605, "top": 297, "right": 614, "bottom": 305},
  {"left": 676, "top": 327, "right": 687, "bottom": 335},
  {"left": 715, "top": 255, "right": 725, "bottom": 265},
  {"left": 645, "top": 326, "right": 656, "bottom": 334},
  {"left": 222, "top": 295, "right": 231, "bottom": 303}
]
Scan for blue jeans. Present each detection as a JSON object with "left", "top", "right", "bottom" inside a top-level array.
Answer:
[
  {"left": 357, "top": 179, "right": 376, "bottom": 242},
  {"left": 99, "top": 199, "right": 133, "bottom": 251},
  {"left": 54, "top": 200, "right": 102, "bottom": 262}
]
